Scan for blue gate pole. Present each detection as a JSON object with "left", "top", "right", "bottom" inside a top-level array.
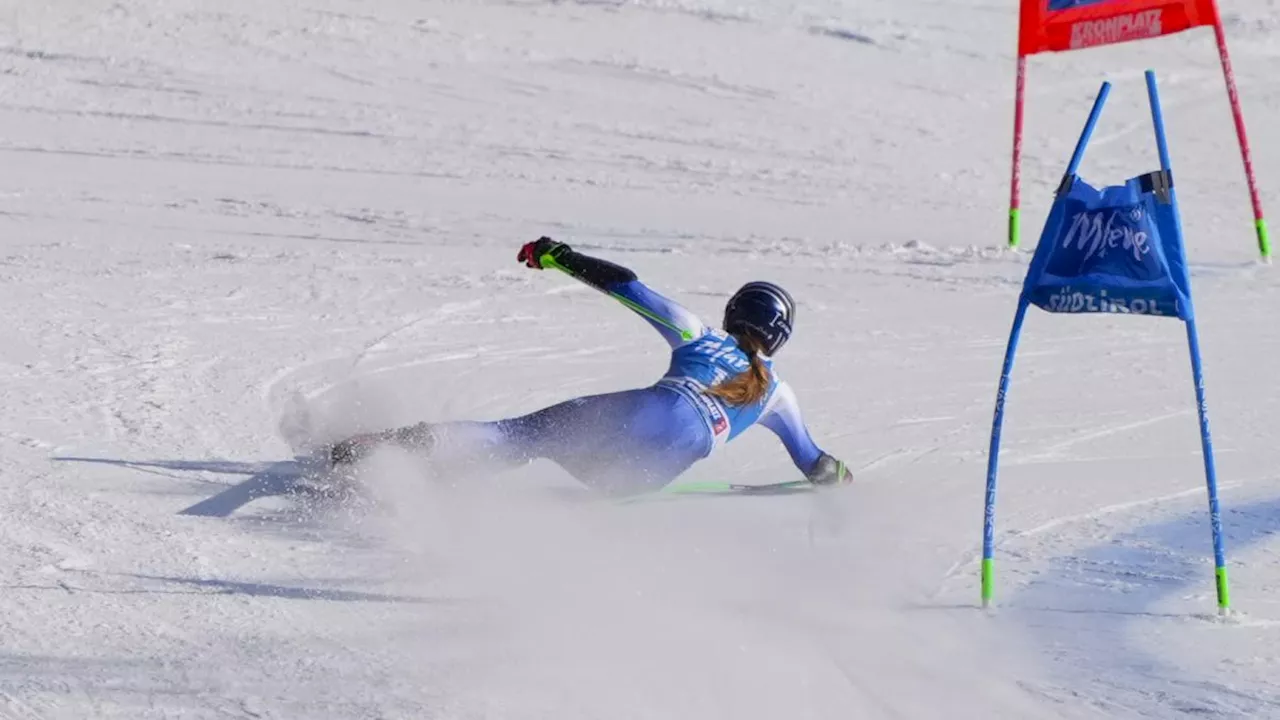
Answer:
[
  {"left": 1064, "top": 81, "right": 1111, "bottom": 178},
  {"left": 982, "top": 298, "right": 1029, "bottom": 608},
  {"left": 1145, "top": 69, "right": 1231, "bottom": 614},
  {"left": 1185, "top": 313, "right": 1230, "bottom": 614},
  {"left": 982, "top": 80, "right": 1112, "bottom": 608}
]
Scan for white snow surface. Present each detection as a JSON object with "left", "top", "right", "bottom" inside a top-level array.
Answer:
[{"left": 3, "top": 0, "right": 1280, "bottom": 717}]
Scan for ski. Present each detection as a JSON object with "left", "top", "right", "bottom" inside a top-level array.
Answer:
[
  {"left": 668, "top": 479, "right": 812, "bottom": 494},
  {"left": 616, "top": 479, "right": 814, "bottom": 502}
]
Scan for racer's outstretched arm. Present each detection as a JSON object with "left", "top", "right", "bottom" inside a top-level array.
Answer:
[
  {"left": 518, "top": 236, "right": 705, "bottom": 347},
  {"left": 759, "top": 382, "right": 852, "bottom": 486}
]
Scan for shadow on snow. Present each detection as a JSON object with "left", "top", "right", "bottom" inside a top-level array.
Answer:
[{"left": 53, "top": 455, "right": 329, "bottom": 517}]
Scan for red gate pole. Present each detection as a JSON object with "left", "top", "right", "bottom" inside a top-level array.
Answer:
[
  {"left": 1212, "top": 19, "right": 1270, "bottom": 261},
  {"left": 1009, "top": 54, "right": 1028, "bottom": 249}
]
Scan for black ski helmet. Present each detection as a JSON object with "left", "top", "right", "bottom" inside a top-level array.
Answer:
[{"left": 723, "top": 281, "right": 796, "bottom": 355}]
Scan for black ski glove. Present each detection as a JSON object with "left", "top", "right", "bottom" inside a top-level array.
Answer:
[
  {"left": 516, "top": 236, "right": 638, "bottom": 291},
  {"left": 806, "top": 453, "right": 852, "bottom": 487},
  {"left": 518, "top": 236, "right": 569, "bottom": 269}
]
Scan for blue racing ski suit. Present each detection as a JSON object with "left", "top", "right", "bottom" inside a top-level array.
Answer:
[{"left": 428, "top": 239, "right": 845, "bottom": 494}]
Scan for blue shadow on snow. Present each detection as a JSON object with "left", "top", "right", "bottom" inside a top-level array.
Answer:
[{"left": 53, "top": 455, "right": 325, "bottom": 517}]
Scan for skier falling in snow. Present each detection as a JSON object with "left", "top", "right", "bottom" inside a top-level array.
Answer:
[{"left": 327, "top": 236, "right": 854, "bottom": 495}]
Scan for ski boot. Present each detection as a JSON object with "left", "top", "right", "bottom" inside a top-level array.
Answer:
[{"left": 328, "top": 421, "right": 436, "bottom": 467}]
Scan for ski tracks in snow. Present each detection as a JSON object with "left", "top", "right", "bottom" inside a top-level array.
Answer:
[
  {"left": 0, "top": 691, "right": 47, "bottom": 720},
  {"left": 927, "top": 474, "right": 1280, "bottom": 716}
]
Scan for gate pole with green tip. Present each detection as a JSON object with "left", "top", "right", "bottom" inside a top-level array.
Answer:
[
  {"left": 1212, "top": 20, "right": 1270, "bottom": 262},
  {"left": 983, "top": 80, "right": 1111, "bottom": 608},
  {"left": 1146, "top": 68, "right": 1231, "bottom": 614},
  {"left": 1008, "top": 55, "right": 1027, "bottom": 250}
]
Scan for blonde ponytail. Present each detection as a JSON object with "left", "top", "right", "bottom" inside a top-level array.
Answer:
[{"left": 705, "top": 335, "right": 771, "bottom": 406}]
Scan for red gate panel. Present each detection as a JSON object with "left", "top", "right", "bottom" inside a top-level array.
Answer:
[{"left": 1019, "top": 0, "right": 1221, "bottom": 55}]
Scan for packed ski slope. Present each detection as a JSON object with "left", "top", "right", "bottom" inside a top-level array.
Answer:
[{"left": 3, "top": 0, "right": 1280, "bottom": 717}]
